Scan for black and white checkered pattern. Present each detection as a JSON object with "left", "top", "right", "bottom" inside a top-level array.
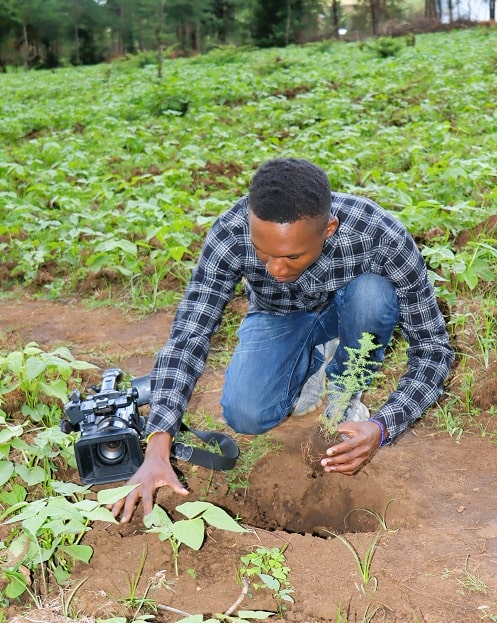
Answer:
[{"left": 147, "top": 192, "right": 454, "bottom": 442}]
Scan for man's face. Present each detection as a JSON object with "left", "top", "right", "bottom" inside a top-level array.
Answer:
[{"left": 249, "top": 211, "right": 338, "bottom": 283}]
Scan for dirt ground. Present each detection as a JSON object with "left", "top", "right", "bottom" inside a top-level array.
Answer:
[{"left": 2, "top": 297, "right": 497, "bottom": 623}]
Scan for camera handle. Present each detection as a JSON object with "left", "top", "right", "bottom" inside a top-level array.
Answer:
[{"left": 171, "top": 422, "right": 239, "bottom": 471}]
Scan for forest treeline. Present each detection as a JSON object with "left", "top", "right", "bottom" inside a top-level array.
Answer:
[{"left": 0, "top": 0, "right": 494, "bottom": 70}]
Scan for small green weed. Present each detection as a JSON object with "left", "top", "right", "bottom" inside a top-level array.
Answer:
[
  {"left": 115, "top": 548, "right": 157, "bottom": 616},
  {"left": 457, "top": 557, "right": 489, "bottom": 595},
  {"left": 182, "top": 410, "right": 281, "bottom": 495},
  {"left": 432, "top": 396, "right": 465, "bottom": 441},
  {"left": 344, "top": 499, "right": 399, "bottom": 532},
  {"left": 334, "top": 603, "right": 385, "bottom": 622},
  {"left": 324, "top": 531, "right": 381, "bottom": 596},
  {"left": 371, "top": 37, "right": 404, "bottom": 58},
  {"left": 224, "top": 434, "right": 281, "bottom": 494},
  {"left": 240, "top": 545, "right": 294, "bottom": 617}
]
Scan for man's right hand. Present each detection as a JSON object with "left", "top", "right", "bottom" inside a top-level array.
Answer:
[{"left": 110, "top": 431, "right": 189, "bottom": 523}]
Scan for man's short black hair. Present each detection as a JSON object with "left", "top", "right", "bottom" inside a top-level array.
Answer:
[{"left": 248, "top": 158, "right": 331, "bottom": 225}]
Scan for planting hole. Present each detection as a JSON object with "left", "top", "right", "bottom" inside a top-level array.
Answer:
[
  {"left": 233, "top": 469, "right": 408, "bottom": 535},
  {"left": 218, "top": 426, "right": 417, "bottom": 536}
]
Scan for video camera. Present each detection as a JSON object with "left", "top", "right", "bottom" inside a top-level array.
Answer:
[
  {"left": 61, "top": 367, "right": 239, "bottom": 487},
  {"left": 60, "top": 368, "right": 151, "bottom": 486}
]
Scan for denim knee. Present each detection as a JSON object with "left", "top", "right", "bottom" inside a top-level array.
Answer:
[{"left": 222, "top": 399, "right": 284, "bottom": 435}]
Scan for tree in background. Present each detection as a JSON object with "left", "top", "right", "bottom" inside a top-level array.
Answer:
[
  {"left": 209, "top": 0, "right": 241, "bottom": 43},
  {"left": 1, "top": 0, "right": 48, "bottom": 70},
  {"left": 66, "top": 0, "right": 107, "bottom": 65},
  {"left": 424, "top": 0, "right": 439, "bottom": 19},
  {"left": 349, "top": 0, "right": 409, "bottom": 35},
  {"left": 251, "top": 0, "right": 285, "bottom": 46},
  {"left": 0, "top": 0, "right": 490, "bottom": 69},
  {"left": 161, "top": 0, "right": 211, "bottom": 52},
  {"left": 329, "top": 0, "right": 343, "bottom": 39},
  {"left": 0, "top": 0, "right": 18, "bottom": 71},
  {"left": 251, "top": 0, "right": 323, "bottom": 47},
  {"left": 105, "top": 0, "right": 137, "bottom": 55}
]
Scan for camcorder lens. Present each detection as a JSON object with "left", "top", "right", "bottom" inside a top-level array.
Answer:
[{"left": 97, "top": 440, "right": 126, "bottom": 465}]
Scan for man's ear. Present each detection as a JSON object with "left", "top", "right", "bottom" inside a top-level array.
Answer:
[{"left": 325, "top": 216, "right": 339, "bottom": 239}]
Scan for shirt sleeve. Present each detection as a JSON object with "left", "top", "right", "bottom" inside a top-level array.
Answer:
[
  {"left": 145, "top": 219, "right": 242, "bottom": 437},
  {"left": 372, "top": 230, "right": 455, "bottom": 441}
]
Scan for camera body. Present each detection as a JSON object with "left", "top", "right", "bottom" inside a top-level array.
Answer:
[{"left": 61, "top": 368, "right": 150, "bottom": 485}]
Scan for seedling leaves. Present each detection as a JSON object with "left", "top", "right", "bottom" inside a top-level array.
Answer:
[
  {"left": 96, "top": 484, "right": 140, "bottom": 505},
  {"left": 172, "top": 517, "right": 205, "bottom": 550},
  {"left": 176, "top": 500, "right": 248, "bottom": 533}
]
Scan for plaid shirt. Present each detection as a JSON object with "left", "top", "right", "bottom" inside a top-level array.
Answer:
[{"left": 147, "top": 192, "right": 454, "bottom": 442}]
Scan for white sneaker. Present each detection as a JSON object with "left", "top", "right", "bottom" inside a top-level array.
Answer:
[
  {"left": 325, "top": 384, "right": 370, "bottom": 424},
  {"left": 292, "top": 339, "right": 339, "bottom": 416}
]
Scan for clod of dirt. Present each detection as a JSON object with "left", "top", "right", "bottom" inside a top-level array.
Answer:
[{"left": 301, "top": 422, "right": 342, "bottom": 476}]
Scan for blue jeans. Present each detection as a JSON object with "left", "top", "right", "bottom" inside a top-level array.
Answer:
[{"left": 221, "top": 273, "right": 399, "bottom": 434}]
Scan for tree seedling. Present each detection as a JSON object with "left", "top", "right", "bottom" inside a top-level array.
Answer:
[{"left": 321, "top": 332, "right": 382, "bottom": 439}]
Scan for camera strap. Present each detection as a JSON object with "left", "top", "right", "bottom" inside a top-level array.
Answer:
[{"left": 170, "top": 422, "right": 239, "bottom": 471}]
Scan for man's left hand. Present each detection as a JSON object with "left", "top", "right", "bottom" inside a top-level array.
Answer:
[{"left": 320, "top": 420, "right": 383, "bottom": 476}]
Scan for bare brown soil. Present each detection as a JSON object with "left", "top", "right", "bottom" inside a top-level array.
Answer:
[{"left": 2, "top": 297, "right": 497, "bottom": 623}]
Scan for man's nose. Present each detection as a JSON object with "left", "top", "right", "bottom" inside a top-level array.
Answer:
[{"left": 266, "top": 257, "right": 286, "bottom": 277}]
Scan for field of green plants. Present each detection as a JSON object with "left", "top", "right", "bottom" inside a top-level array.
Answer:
[
  {"left": 1, "top": 26, "right": 497, "bottom": 623},
  {"left": 1, "top": 28, "right": 497, "bottom": 307}
]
